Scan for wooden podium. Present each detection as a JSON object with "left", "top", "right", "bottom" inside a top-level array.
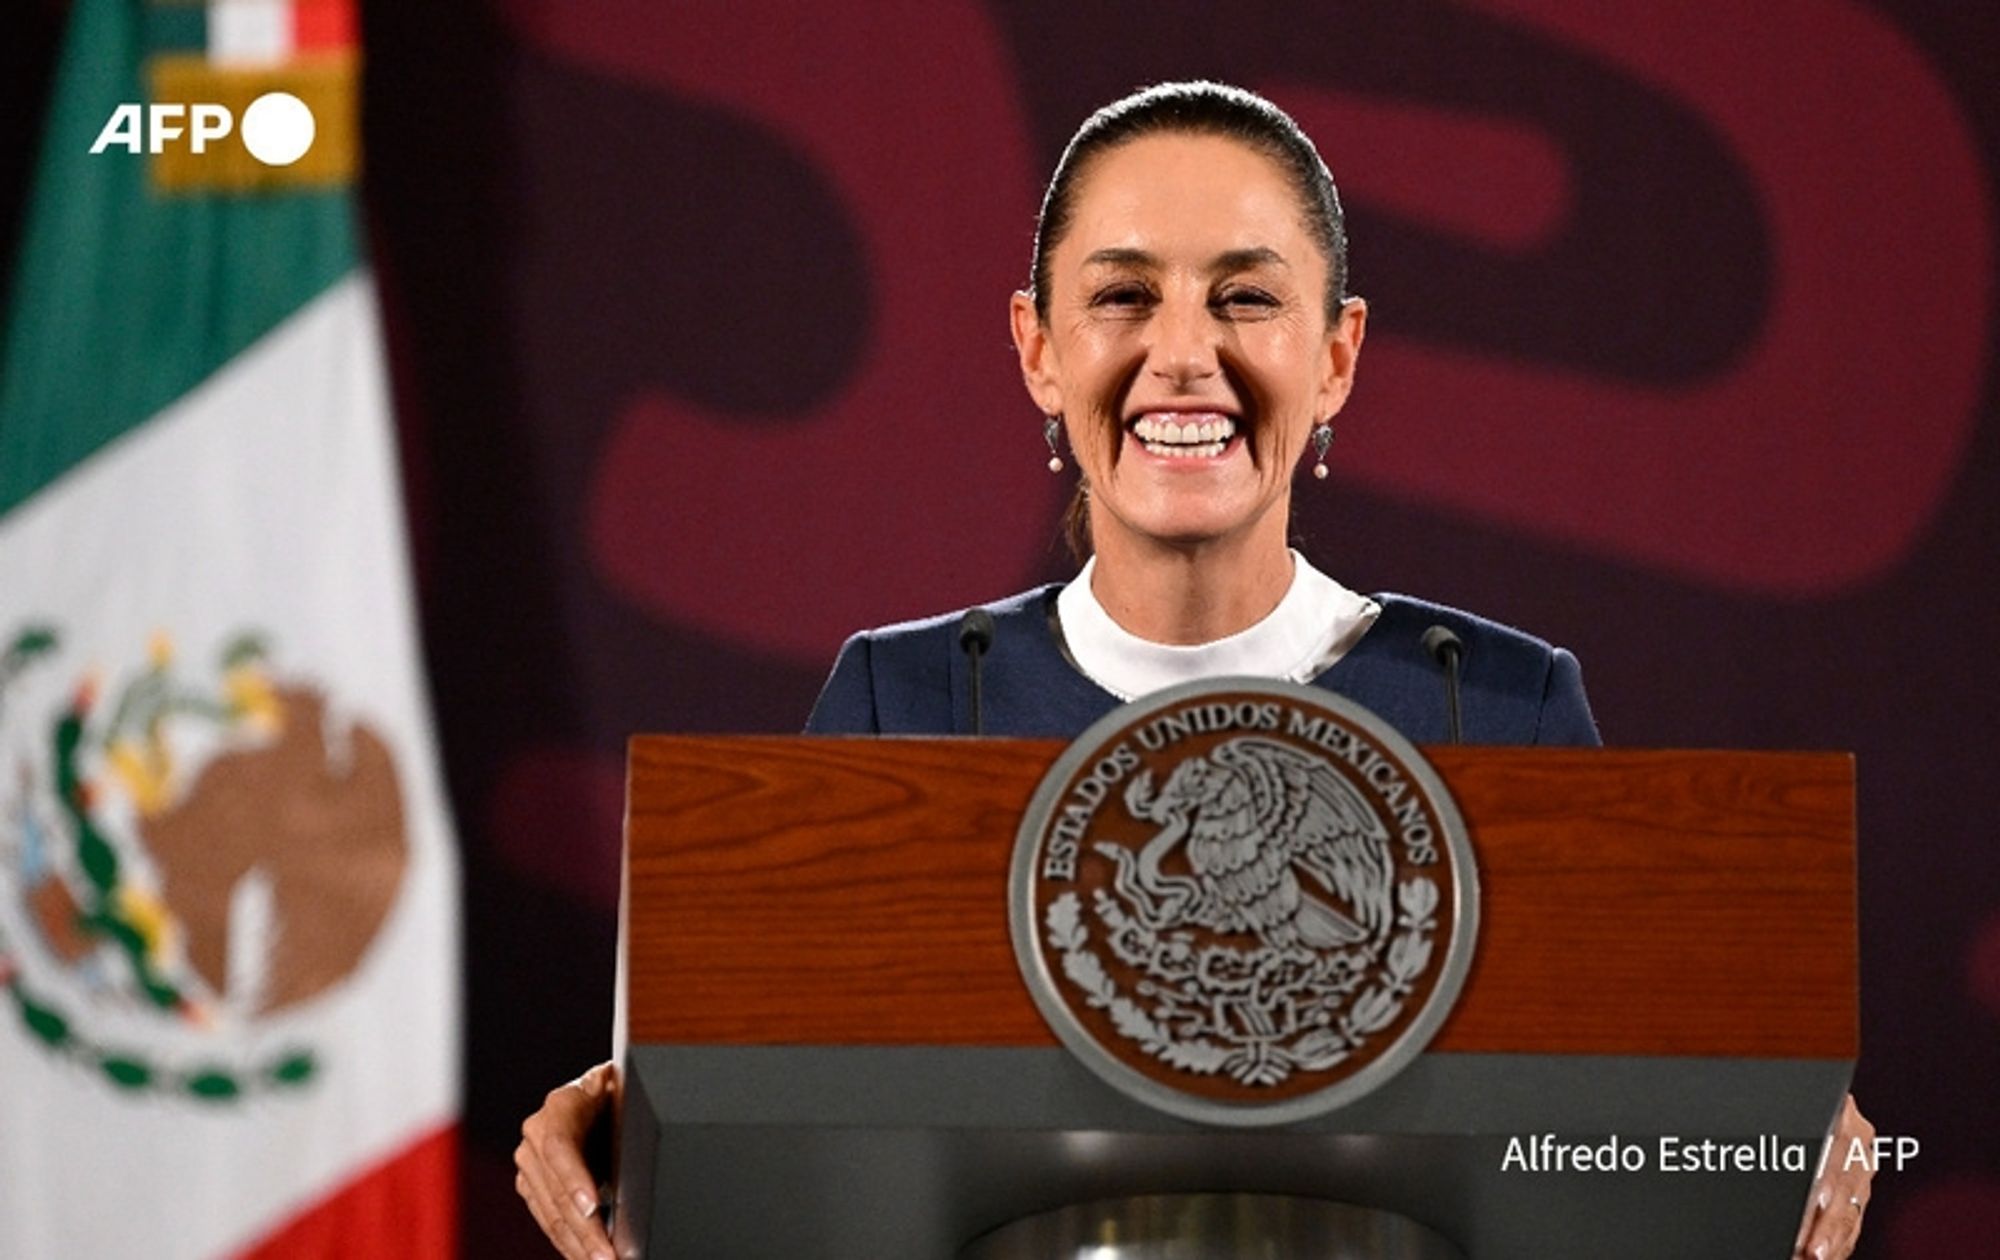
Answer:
[{"left": 613, "top": 737, "right": 1855, "bottom": 1259}]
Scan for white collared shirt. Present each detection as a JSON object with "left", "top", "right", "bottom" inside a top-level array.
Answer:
[{"left": 1054, "top": 551, "right": 1381, "bottom": 702}]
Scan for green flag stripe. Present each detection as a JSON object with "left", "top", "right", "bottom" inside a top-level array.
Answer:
[
  {"left": 0, "top": 0, "right": 360, "bottom": 518},
  {"left": 142, "top": 6, "right": 205, "bottom": 56}
]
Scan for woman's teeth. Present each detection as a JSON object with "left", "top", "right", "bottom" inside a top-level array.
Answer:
[{"left": 1131, "top": 415, "right": 1237, "bottom": 459}]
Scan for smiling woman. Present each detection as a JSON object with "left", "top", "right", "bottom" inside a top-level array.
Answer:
[
  {"left": 1011, "top": 129, "right": 1365, "bottom": 644},
  {"left": 511, "top": 81, "right": 1874, "bottom": 1260}
]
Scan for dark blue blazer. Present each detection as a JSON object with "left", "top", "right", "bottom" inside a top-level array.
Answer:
[{"left": 805, "top": 586, "right": 1600, "bottom": 746}]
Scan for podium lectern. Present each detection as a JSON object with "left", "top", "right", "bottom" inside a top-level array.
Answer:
[{"left": 613, "top": 738, "right": 1854, "bottom": 1259}]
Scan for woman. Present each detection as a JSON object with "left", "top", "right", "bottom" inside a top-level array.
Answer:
[{"left": 515, "top": 81, "right": 1872, "bottom": 1260}]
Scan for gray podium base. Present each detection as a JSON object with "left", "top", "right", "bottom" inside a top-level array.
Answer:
[
  {"left": 959, "top": 1194, "right": 1465, "bottom": 1260},
  {"left": 616, "top": 1045, "right": 1850, "bottom": 1259}
]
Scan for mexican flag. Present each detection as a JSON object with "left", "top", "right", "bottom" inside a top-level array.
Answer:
[{"left": 0, "top": 1, "right": 459, "bottom": 1256}]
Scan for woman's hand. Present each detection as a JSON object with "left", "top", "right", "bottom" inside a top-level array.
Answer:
[
  {"left": 1794, "top": 1093, "right": 1875, "bottom": 1259},
  {"left": 516, "top": 1061, "right": 618, "bottom": 1260}
]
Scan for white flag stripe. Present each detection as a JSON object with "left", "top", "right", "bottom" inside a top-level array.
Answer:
[{"left": 207, "top": 0, "right": 294, "bottom": 67}]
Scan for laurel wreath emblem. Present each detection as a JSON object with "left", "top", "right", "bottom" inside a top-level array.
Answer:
[
  {"left": 0, "top": 623, "right": 316, "bottom": 1102},
  {"left": 1046, "top": 876, "right": 1439, "bottom": 1087}
]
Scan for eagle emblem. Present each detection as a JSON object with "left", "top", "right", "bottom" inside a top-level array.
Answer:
[
  {"left": 1110, "top": 737, "right": 1394, "bottom": 954},
  {"left": 1012, "top": 680, "right": 1475, "bottom": 1126},
  {"left": 0, "top": 622, "right": 408, "bottom": 1100}
]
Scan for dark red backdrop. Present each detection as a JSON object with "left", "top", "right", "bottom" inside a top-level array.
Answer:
[{"left": 10, "top": 2, "right": 1998, "bottom": 1255}]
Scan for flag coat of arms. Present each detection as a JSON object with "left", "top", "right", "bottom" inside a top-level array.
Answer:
[{"left": 0, "top": 0, "right": 458, "bottom": 1255}]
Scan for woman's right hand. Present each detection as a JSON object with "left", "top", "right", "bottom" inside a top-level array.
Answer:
[{"left": 515, "top": 1061, "right": 617, "bottom": 1260}]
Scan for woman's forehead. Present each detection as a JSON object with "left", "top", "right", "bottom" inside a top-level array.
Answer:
[{"left": 1062, "top": 134, "right": 1318, "bottom": 263}]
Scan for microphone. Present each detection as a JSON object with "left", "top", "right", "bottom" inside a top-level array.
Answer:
[
  {"left": 1421, "top": 625, "right": 1465, "bottom": 745},
  {"left": 958, "top": 609, "right": 995, "bottom": 736}
]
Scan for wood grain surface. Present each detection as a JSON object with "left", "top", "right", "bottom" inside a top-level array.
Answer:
[{"left": 623, "top": 738, "right": 1855, "bottom": 1058}]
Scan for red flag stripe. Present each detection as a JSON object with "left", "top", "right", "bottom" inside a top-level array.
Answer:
[
  {"left": 292, "top": 0, "right": 358, "bottom": 53},
  {"left": 231, "top": 1124, "right": 457, "bottom": 1259}
]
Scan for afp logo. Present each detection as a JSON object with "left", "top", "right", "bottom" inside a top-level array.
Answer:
[{"left": 89, "top": 91, "right": 316, "bottom": 168}]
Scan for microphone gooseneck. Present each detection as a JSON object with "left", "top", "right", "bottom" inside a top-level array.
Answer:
[
  {"left": 1420, "top": 624, "right": 1465, "bottom": 745},
  {"left": 958, "top": 609, "right": 996, "bottom": 736}
]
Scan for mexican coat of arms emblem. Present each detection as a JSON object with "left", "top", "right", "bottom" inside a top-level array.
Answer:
[{"left": 1010, "top": 678, "right": 1477, "bottom": 1125}]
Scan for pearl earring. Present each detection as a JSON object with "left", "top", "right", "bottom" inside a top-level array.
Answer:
[
  {"left": 1044, "top": 416, "right": 1064, "bottom": 473},
  {"left": 1311, "top": 421, "right": 1334, "bottom": 480}
]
